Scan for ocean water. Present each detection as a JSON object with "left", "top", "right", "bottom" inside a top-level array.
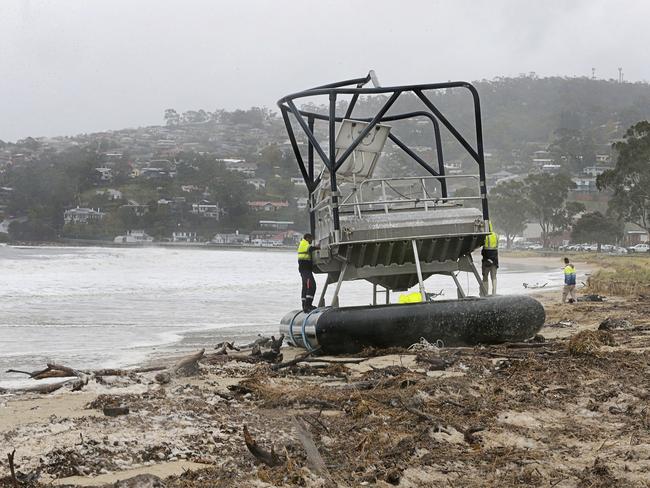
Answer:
[{"left": 0, "top": 245, "right": 570, "bottom": 387}]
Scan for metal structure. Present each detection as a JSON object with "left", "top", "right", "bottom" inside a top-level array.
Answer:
[{"left": 277, "top": 71, "right": 492, "bottom": 306}]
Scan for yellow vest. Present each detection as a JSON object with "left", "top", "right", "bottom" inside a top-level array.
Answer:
[
  {"left": 484, "top": 232, "right": 498, "bottom": 249},
  {"left": 297, "top": 239, "right": 311, "bottom": 261}
]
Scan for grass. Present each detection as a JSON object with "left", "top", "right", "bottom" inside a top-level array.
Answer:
[{"left": 581, "top": 254, "right": 650, "bottom": 296}]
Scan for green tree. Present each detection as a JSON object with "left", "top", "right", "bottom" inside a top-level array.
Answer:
[
  {"left": 164, "top": 108, "right": 180, "bottom": 126},
  {"left": 489, "top": 180, "right": 529, "bottom": 248},
  {"left": 524, "top": 173, "right": 576, "bottom": 248},
  {"left": 597, "top": 121, "right": 650, "bottom": 239},
  {"left": 571, "top": 211, "right": 623, "bottom": 251}
]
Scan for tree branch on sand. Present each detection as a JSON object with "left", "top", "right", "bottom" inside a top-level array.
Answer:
[{"left": 243, "top": 425, "right": 283, "bottom": 467}]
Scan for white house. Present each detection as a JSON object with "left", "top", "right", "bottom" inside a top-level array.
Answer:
[
  {"left": 96, "top": 188, "right": 123, "bottom": 200},
  {"left": 572, "top": 177, "right": 597, "bottom": 192},
  {"left": 172, "top": 231, "right": 198, "bottom": 242},
  {"left": 245, "top": 178, "right": 266, "bottom": 190},
  {"left": 212, "top": 232, "right": 250, "bottom": 244},
  {"left": 296, "top": 197, "right": 309, "bottom": 210},
  {"left": 583, "top": 166, "right": 613, "bottom": 177},
  {"left": 64, "top": 207, "right": 106, "bottom": 224},
  {"left": 191, "top": 201, "right": 221, "bottom": 220},
  {"left": 114, "top": 230, "right": 154, "bottom": 244},
  {"left": 95, "top": 167, "right": 113, "bottom": 181}
]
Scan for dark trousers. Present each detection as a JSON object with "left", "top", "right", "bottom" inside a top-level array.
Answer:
[{"left": 300, "top": 269, "right": 316, "bottom": 311}]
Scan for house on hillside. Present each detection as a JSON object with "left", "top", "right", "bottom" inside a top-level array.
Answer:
[
  {"left": 96, "top": 189, "right": 123, "bottom": 200},
  {"left": 64, "top": 207, "right": 106, "bottom": 224},
  {"left": 191, "top": 201, "right": 221, "bottom": 219},
  {"left": 296, "top": 197, "right": 309, "bottom": 210},
  {"left": 572, "top": 177, "right": 597, "bottom": 193},
  {"left": 247, "top": 200, "right": 289, "bottom": 212},
  {"left": 259, "top": 220, "right": 294, "bottom": 231},
  {"left": 245, "top": 178, "right": 266, "bottom": 190},
  {"left": 95, "top": 167, "right": 113, "bottom": 181},
  {"left": 583, "top": 166, "right": 613, "bottom": 177}
]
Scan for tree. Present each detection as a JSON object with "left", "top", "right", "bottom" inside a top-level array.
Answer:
[
  {"left": 571, "top": 211, "right": 623, "bottom": 251},
  {"left": 598, "top": 121, "right": 650, "bottom": 239},
  {"left": 489, "top": 180, "right": 529, "bottom": 248},
  {"left": 164, "top": 109, "right": 180, "bottom": 126},
  {"left": 548, "top": 128, "right": 596, "bottom": 172},
  {"left": 524, "top": 173, "right": 576, "bottom": 248}
]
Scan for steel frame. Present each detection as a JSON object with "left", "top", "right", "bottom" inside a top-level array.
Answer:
[{"left": 277, "top": 72, "right": 491, "bottom": 238}]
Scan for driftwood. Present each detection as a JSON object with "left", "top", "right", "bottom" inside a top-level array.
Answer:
[
  {"left": 463, "top": 426, "right": 485, "bottom": 445},
  {"left": 399, "top": 399, "right": 451, "bottom": 434},
  {"left": 4, "top": 349, "right": 206, "bottom": 395},
  {"left": 292, "top": 416, "right": 329, "bottom": 476},
  {"left": 243, "top": 425, "right": 282, "bottom": 467},
  {"left": 271, "top": 347, "right": 322, "bottom": 371},
  {"left": 214, "top": 341, "right": 239, "bottom": 355},
  {"left": 172, "top": 349, "right": 205, "bottom": 377},
  {"left": 241, "top": 335, "right": 273, "bottom": 349},
  {"left": 7, "top": 449, "right": 18, "bottom": 488},
  {"left": 6, "top": 364, "right": 80, "bottom": 380}
]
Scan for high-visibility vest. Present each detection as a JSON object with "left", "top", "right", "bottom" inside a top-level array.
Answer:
[
  {"left": 564, "top": 265, "right": 576, "bottom": 285},
  {"left": 484, "top": 232, "right": 499, "bottom": 249},
  {"left": 297, "top": 239, "right": 311, "bottom": 261}
]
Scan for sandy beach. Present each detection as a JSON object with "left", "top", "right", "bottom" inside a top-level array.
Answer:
[{"left": 1, "top": 255, "right": 649, "bottom": 487}]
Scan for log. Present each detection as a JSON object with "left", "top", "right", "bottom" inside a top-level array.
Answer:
[
  {"left": 7, "top": 449, "right": 18, "bottom": 488},
  {"left": 172, "top": 349, "right": 205, "bottom": 377},
  {"left": 243, "top": 425, "right": 282, "bottom": 467},
  {"left": 463, "top": 426, "right": 485, "bottom": 445},
  {"left": 271, "top": 348, "right": 322, "bottom": 371},
  {"left": 242, "top": 335, "right": 272, "bottom": 349},
  {"left": 399, "top": 399, "right": 451, "bottom": 434}
]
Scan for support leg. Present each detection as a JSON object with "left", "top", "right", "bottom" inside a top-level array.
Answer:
[
  {"left": 372, "top": 283, "right": 377, "bottom": 306},
  {"left": 331, "top": 262, "right": 348, "bottom": 308},
  {"left": 411, "top": 240, "right": 427, "bottom": 301},
  {"left": 451, "top": 272, "right": 467, "bottom": 298},
  {"left": 471, "top": 260, "right": 489, "bottom": 297},
  {"left": 318, "top": 275, "right": 331, "bottom": 307}
]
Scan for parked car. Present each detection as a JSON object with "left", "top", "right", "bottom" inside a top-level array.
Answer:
[
  {"left": 628, "top": 243, "right": 650, "bottom": 253},
  {"left": 526, "top": 244, "right": 543, "bottom": 251}
]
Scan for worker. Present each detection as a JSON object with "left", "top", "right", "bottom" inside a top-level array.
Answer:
[
  {"left": 562, "top": 257, "right": 577, "bottom": 303},
  {"left": 297, "top": 233, "right": 320, "bottom": 313},
  {"left": 481, "top": 222, "right": 499, "bottom": 296}
]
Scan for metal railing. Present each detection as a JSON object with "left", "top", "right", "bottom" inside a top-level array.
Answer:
[{"left": 312, "top": 175, "right": 485, "bottom": 244}]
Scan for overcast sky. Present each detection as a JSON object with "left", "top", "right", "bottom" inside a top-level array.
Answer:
[{"left": 1, "top": 0, "right": 648, "bottom": 141}]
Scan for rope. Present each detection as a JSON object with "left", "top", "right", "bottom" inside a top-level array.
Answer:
[{"left": 407, "top": 337, "right": 445, "bottom": 352}]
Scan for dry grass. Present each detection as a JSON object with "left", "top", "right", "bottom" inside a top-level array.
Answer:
[
  {"left": 584, "top": 255, "right": 650, "bottom": 296},
  {"left": 568, "top": 330, "right": 616, "bottom": 356}
]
